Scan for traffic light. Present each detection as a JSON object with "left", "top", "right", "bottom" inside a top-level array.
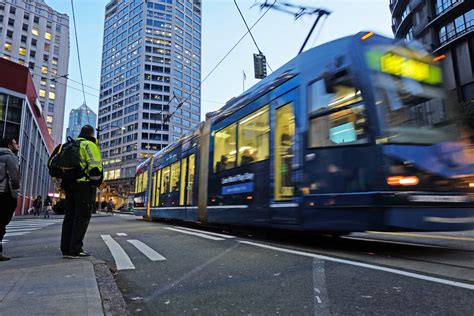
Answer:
[{"left": 254, "top": 53, "right": 267, "bottom": 79}]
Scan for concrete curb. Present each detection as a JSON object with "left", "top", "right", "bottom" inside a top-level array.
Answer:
[{"left": 92, "top": 259, "right": 129, "bottom": 316}]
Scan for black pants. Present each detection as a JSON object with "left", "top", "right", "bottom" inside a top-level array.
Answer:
[
  {"left": 60, "top": 182, "right": 96, "bottom": 255},
  {"left": 0, "top": 194, "right": 17, "bottom": 254}
]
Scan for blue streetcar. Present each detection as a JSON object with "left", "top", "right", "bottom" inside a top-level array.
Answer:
[{"left": 134, "top": 32, "right": 474, "bottom": 233}]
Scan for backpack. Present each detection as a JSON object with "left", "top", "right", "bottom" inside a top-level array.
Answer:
[{"left": 48, "top": 137, "right": 86, "bottom": 180}]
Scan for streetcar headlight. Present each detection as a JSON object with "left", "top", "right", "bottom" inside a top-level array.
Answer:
[
  {"left": 387, "top": 176, "right": 419, "bottom": 186},
  {"left": 469, "top": 182, "right": 474, "bottom": 188}
]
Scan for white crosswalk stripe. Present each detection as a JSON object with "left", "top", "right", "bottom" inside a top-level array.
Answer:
[
  {"left": 128, "top": 240, "right": 166, "bottom": 261},
  {"left": 4, "top": 219, "right": 61, "bottom": 240},
  {"left": 101, "top": 235, "right": 168, "bottom": 270}
]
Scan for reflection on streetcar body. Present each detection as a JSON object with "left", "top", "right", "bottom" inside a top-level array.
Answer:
[{"left": 134, "top": 32, "right": 474, "bottom": 233}]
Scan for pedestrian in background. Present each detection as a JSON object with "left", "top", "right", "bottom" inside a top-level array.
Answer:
[
  {"left": 33, "top": 196, "right": 42, "bottom": 217},
  {"left": 0, "top": 138, "right": 20, "bottom": 261},
  {"left": 106, "top": 199, "right": 114, "bottom": 215},
  {"left": 43, "top": 196, "right": 52, "bottom": 219},
  {"left": 61, "top": 125, "right": 103, "bottom": 259}
]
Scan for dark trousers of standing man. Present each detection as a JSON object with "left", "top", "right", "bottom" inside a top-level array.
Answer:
[
  {"left": 0, "top": 194, "right": 17, "bottom": 254},
  {"left": 60, "top": 182, "right": 95, "bottom": 255}
]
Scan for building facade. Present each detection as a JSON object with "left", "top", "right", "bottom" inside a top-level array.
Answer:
[
  {"left": 0, "top": 0, "right": 70, "bottom": 144},
  {"left": 98, "top": 0, "right": 202, "bottom": 203},
  {"left": 66, "top": 102, "right": 97, "bottom": 139},
  {"left": 389, "top": 0, "right": 474, "bottom": 134},
  {"left": 0, "top": 58, "right": 54, "bottom": 215}
]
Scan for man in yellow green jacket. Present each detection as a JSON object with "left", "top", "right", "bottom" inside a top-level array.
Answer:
[{"left": 61, "top": 125, "right": 103, "bottom": 258}]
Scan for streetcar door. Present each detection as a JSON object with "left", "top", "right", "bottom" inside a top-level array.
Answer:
[
  {"left": 271, "top": 91, "right": 298, "bottom": 225},
  {"left": 274, "top": 103, "right": 295, "bottom": 201}
]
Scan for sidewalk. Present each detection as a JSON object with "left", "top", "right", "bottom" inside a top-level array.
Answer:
[{"left": 0, "top": 256, "right": 103, "bottom": 315}]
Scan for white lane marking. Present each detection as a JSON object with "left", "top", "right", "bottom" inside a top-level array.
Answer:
[
  {"left": 101, "top": 235, "right": 135, "bottom": 270},
  {"left": 239, "top": 241, "right": 474, "bottom": 290},
  {"left": 312, "top": 259, "right": 330, "bottom": 316},
  {"left": 164, "top": 227, "right": 225, "bottom": 241},
  {"left": 269, "top": 203, "right": 299, "bottom": 208},
  {"left": 2, "top": 239, "right": 8, "bottom": 243},
  {"left": 342, "top": 236, "right": 444, "bottom": 249},
  {"left": 116, "top": 233, "right": 128, "bottom": 236},
  {"left": 127, "top": 240, "right": 166, "bottom": 261},
  {"left": 207, "top": 205, "right": 248, "bottom": 209},
  {"left": 5, "top": 232, "right": 29, "bottom": 237},
  {"left": 173, "top": 226, "right": 236, "bottom": 239},
  {"left": 6, "top": 228, "right": 42, "bottom": 232}
]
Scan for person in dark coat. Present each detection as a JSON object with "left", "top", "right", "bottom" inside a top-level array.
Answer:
[{"left": 0, "top": 138, "right": 20, "bottom": 261}]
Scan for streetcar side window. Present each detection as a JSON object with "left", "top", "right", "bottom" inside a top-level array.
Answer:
[
  {"left": 170, "top": 161, "right": 181, "bottom": 192},
  {"left": 308, "top": 80, "right": 368, "bottom": 147},
  {"left": 214, "top": 123, "right": 237, "bottom": 172},
  {"left": 187, "top": 154, "right": 195, "bottom": 205},
  {"left": 237, "top": 106, "right": 270, "bottom": 166},
  {"left": 180, "top": 157, "right": 187, "bottom": 205},
  {"left": 161, "top": 166, "right": 170, "bottom": 194},
  {"left": 142, "top": 171, "right": 148, "bottom": 193}
]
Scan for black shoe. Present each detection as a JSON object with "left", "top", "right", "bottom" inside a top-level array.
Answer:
[{"left": 0, "top": 254, "right": 11, "bottom": 261}]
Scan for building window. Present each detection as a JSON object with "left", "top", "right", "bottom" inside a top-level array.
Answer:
[
  {"left": 6, "top": 30, "right": 13, "bottom": 38},
  {"left": 39, "top": 89, "right": 46, "bottom": 97},
  {"left": 48, "top": 91, "right": 56, "bottom": 100},
  {"left": 41, "top": 66, "right": 48, "bottom": 74},
  {"left": 44, "top": 43, "right": 50, "bottom": 52},
  {"left": 32, "top": 27, "right": 39, "bottom": 36},
  {"left": 31, "top": 38, "right": 37, "bottom": 46},
  {"left": 48, "top": 128, "right": 52, "bottom": 135},
  {"left": 22, "top": 23, "right": 28, "bottom": 31},
  {"left": 40, "top": 78, "right": 47, "bottom": 86},
  {"left": 52, "top": 57, "right": 58, "bottom": 65},
  {"left": 30, "top": 50, "right": 36, "bottom": 58},
  {"left": 4, "top": 43, "right": 12, "bottom": 51},
  {"left": 44, "top": 32, "right": 51, "bottom": 40},
  {"left": 47, "top": 115, "right": 53, "bottom": 124},
  {"left": 8, "top": 18, "right": 14, "bottom": 26},
  {"left": 19, "top": 47, "right": 26, "bottom": 56},
  {"left": 34, "top": 16, "right": 39, "bottom": 24}
]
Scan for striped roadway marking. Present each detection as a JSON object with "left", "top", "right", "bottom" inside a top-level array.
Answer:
[
  {"left": 367, "top": 231, "right": 474, "bottom": 242},
  {"left": 116, "top": 233, "right": 128, "bottom": 236},
  {"left": 239, "top": 240, "right": 474, "bottom": 291},
  {"left": 164, "top": 227, "right": 225, "bottom": 241},
  {"left": 5, "top": 220, "right": 61, "bottom": 238},
  {"left": 173, "top": 226, "right": 236, "bottom": 239},
  {"left": 127, "top": 240, "right": 166, "bottom": 261},
  {"left": 101, "top": 235, "right": 135, "bottom": 270}
]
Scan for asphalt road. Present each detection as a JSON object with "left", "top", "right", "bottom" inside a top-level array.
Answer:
[{"left": 4, "top": 214, "right": 474, "bottom": 315}]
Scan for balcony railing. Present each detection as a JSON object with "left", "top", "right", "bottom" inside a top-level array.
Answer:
[
  {"left": 436, "top": 0, "right": 463, "bottom": 17},
  {"left": 439, "top": 17, "right": 473, "bottom": 44}
]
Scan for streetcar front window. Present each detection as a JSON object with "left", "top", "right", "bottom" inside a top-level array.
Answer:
[
  {"left": 308, "top": 80, "right": 368, "bottom": 147},
  {"left": 373, "top": 73, "right": 453, "bottom": 145}
]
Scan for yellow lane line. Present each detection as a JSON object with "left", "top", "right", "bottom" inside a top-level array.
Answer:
[{"left": 367, "top": 231, "right": 474, "bottom": 242}]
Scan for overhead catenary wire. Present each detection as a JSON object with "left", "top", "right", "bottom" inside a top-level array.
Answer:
[
  {"left": 234, "top": 0, "right": 273, "bottom": 72},
  {"left": 160, "top": 0, "right": 277, "bottom": 128},
  {"left": 70, "top": 0, "right": 86, "bottom": 104},
  {"left": 3, "top": 55, "right": 100, "bottom": 99}
]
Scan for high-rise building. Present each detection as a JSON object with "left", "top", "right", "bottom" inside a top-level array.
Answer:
[
  {"left": 98, "top": 0, "right": 202, "bottom": 202},
  {"left": 0, "top": 0, "right": 70, "bottom": 145},
  {"left": 66, "top": 102, "right": 97, "bottom": 139},
  {"left": 389, "top": 0, "right": 474, "bottom": 133}
]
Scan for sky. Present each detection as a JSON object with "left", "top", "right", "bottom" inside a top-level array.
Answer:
[{"left": 45, "top": 0, "right": 394, "bottom": 140}]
